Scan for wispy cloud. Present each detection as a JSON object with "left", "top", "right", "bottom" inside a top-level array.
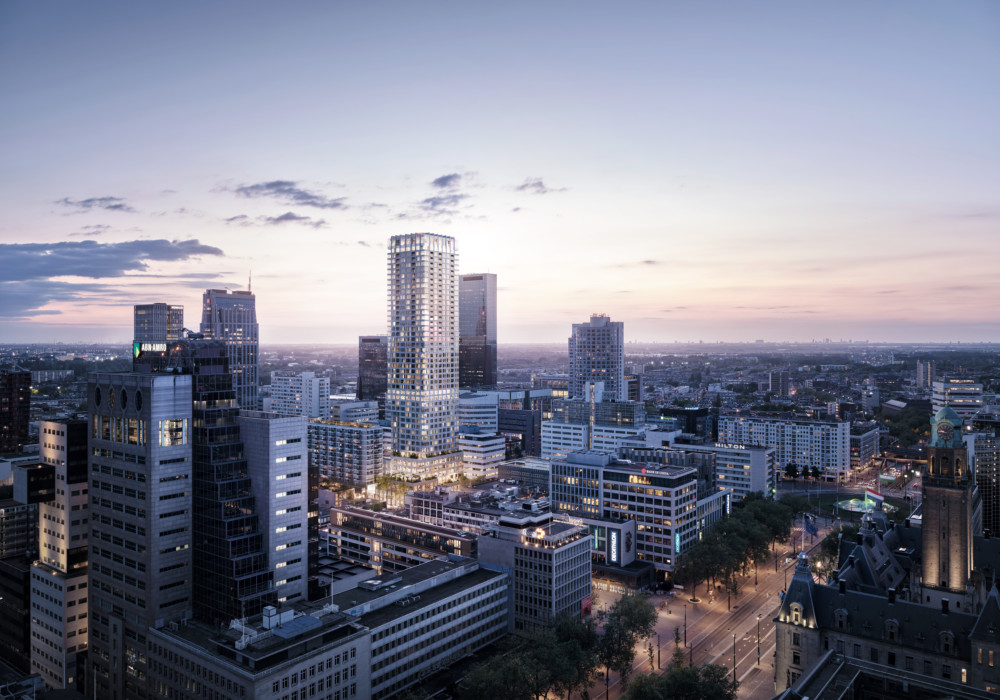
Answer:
[
  {"left": 56, "top": 196, "right": 136, "bottom": 213},
  {"left": 515, "top": 177, "right": 565, "bottom": 195},
  {"left": 431, "top": 173, "right": 462, "bottom": 189},
  {"left": 224, "top": 212, "right": 327, "bottom": 229},
  {"left": 234, "top": 180, "right": 347, "bottom": 210}
]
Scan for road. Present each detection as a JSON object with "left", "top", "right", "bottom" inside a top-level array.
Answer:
[{"left": 585, "top": 520, "right": 834, "bottom": 700}]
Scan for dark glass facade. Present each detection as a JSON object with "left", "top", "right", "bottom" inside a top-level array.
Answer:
[
  {"left": 498, "top": 408, "right": 541, "bottom": 457},
  {"left": 458, "top": 336, "right": 497, "bottom": 390},
  {"left": 458, "top": 274, "right": 497, "bottom": 389},
  {"left": 0, "top": 370, "right": 31, "bottom": 454},
  {"left": 357, "top": 335, "right": 388, "bottom": 419}
]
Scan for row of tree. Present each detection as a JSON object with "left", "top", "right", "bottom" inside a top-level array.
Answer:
[
  {"left": 673, "top": 493, "right": 806, "bottom": 601},
  {"left": 783, "top": 462, "right": 823, "bottom": 480},
  {"left": 624, "top": 628, "right": 739, "bottom": 700},
  {"left": 458, "top": 594, "right": 735, "bottom": 700}
]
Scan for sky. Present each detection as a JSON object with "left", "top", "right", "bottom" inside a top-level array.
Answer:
[{"left": 1, "top": 1, "right": 998, "bottom": 345}]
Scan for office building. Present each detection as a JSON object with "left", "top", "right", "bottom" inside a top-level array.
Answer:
[
  {"left": 717, "top": 414, "right": 851, "bottom": 482},
  {"left": 270, "top": 371, "right": 330, "bottom": 419},
  {"left": 330, "top": 557, "right": 509, "bottom": 700},
  {"left": 386, "top": 233, "right": 460, "bottom": 481},
  {"left": 0, "top": 368, "right": 31, "bottom": 454},
  {"left": 498, "top": 408, "right": 541, "bottom": 458},
  {"left": 458, "top": 432, "right": 506, "bottom": 480},
  {"left": 850, "top": 423, "right": 880, "bottom": 471},
  {"left": 307, "top": 420, "right": 384, "bottom": 487},
  {"left": 541, "top": 396, "right": 645, "bottom": 460},
  {"left": 133, "top": 303, "right": 183, "bottom": 344},
  {"left": 478, "top": 511, "right": 591, "bottom": 631},
  {"left": 87, "top": 371, "right": 196, "bottom": 700},
  {"left": 0, "top": 555, "right": 34, "bottom": 674},
  {"left": 328, "top": 399, "right": 379, "bottom": 423},
  {"left": 30, "top": 418, "right": 90, "bottom": 690},
  {"left": 458, "top": 391, "right": 499, "bottom": 432},
  {"left": 969, "top": 408, "right": 1000, "bottom": 538},
  {"left": 0, "top": 498, "right": 38, "bottom": 558},
  {"left": 568, "top": 315, "right": 626, "bottom": 402},
  {"left": 550, "top": 451, "right": 728, "bottom": 578},
  {"left": 916, "top": 359, "right": 936, "bottom": 388},
  {"left": 932, "top": 378, "right": 984, "bottom": 421},
  {"left": 497, "top": 457, "right": 551, "bottom": 490},
  {"left": 677, "top": 442, "right": 778, "bottom": 502},
  {"left": 238, "top": 411, "right": 310, "bottom": 605},
  {"left": 200, "top": 288, "right": 260, "bottom": 410},
  {"left": 458, "top": 273, "right": 497, "bottom": 389},
  {"left": 357, "top": 335, "right": 388, "bottom": 419},
  {"left": 769, "top": 370, "right": 790, "bottom": 397},
  {"left": 327, "top": 505, "right": 477, "bottom": 575}
]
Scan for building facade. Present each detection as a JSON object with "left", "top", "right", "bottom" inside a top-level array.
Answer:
[
  {"left": 357, "top": 335, "right": 388, "bottom": 419},
  {"left": 568, "top": 315, "right": 626, "bottom": 402},
  {"left": 932, "top": 378, "right": 984, "bottom": 421},
  {"left": 199, "top": 288, "right": 260, "bottom": 411},
  {"left": 458, "top": 432, "right": 506, "bottom": 480},
  {"left": 307, "top": 419, "right": 384, "bottom": 487},
  {"left": 0, "top": 369, "right": 31, "bottom": 454},
  {"left": 270, "top": 371, "right": 330, "bottom": 419},
  {"left": 458, "top": 273, "right": 497, "bottom": 390},
  {"left": 133, "top": 303, "right": 183, "bottom": 344},
  {"left": 718, "top": 415, "right": 851, "bottom": 481},
  {"left": 850, "top": 423, "right": 880, "bottom": 471},
  {"left": 238, "top": 411, "right": 310, "bottom": 605},
  {"left": 386, "top": 233, "right": 460, "bottom": 480}
]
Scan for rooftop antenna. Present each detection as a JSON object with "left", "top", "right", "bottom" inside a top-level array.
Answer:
[{"left": 248, "top": 265, "right": 252, "bottom": 292}]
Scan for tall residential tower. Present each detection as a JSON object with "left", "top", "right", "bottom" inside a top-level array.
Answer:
[
  {"left": 458, "top": 273, "right": 497, "bottom": 389},
  {"left": 386, "top": 233, "right": 460, "bottom": 480},
  {"left": 568, "top": 314, "right": 626, "bottom": 402}
]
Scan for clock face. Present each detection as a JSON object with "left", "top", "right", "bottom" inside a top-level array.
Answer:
[{"left": 937, "top": 422, "right": 954, "bottom": 442}]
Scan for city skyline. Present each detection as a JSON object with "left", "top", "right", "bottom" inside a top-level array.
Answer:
[{"left": 1, "top": 1, "right": 998, "bottom": 345}]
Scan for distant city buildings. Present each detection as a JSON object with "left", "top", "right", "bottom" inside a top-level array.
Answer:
[
  {"left": 568, "top": 314, "right": 626, "bottom": 402},
  {"left": 458, "top": 273, "right": 497, "bottom": 389},
  {"left": 769, "top": 370, "right": 790, "bottom": 397},
  {"left": 271, "top": 370, "right": 330, "bottom": 419},
  {"left": 357, "top": 335, "right": 388, "bottom": 419},
  {"left": 386, "top": 233, "right": 460, "bottom": 480},
  {"left": 200, "top": 288, "right": 260, "bottom": 410},
  {"left": 916, "top": 359, "right": 936, "bottom": 388}
]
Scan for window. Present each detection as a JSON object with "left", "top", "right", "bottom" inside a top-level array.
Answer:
[
  {"left": 792, "top": 652, "right": 800, "bottom": 665},
  {"left": 792, "top": 633, "right": 800, "bottom": 647},
  {"left": 887, "top": 651, "right": 896, "bottom": 667}
]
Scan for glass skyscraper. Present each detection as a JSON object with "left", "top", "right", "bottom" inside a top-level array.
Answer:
[
  {"left": 458, "top": 273, "right": 497, "bottom": 389},
  {"left": 200, "top": 289, "right": 259, "bottom": 411},
  {"left": 358, "top": 334, "right": 389, "bottom": 418},
  {"left": 386, "top": 233, "right": 460, "bottom": 480},
  {"left": 132, "top": 302, "right": 184, "bottom": 344}
]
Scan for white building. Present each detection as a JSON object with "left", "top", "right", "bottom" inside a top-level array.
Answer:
[
  {"left": 458, "top": 432, "right": 506, "bottom": 480},
  {"left": 568, "top": 314, "right": 626, "bottom": 402},
  {"left": 307, "top": 419, "right": 384, "bottom": 486},
  {"left": 387, "top": 233, "right": 461, "bottom": 480},
  {"left": 30, "top": 418, "right": 89, "bottom": 690},
  {"left": 238, "top": 411, "right": 310, "bottom": 604},
  {"left": 932, "top": 378, "right": 984, "bottom": 420},
  {"left": 718, "top": 415, "right": 851, "bottom": 481},
  {"left": 270, "top": 371, "right": 330, "bottom": 419},
  {"left": 541, "top": 421, "right": 645, "bottom": 460},
  {"left": 328, "top": 399, "right": 379, "bottom": 423},
  {"left": 458, "top": 391, "right": 499, "bottom": 432},
  {"left": 679, "top": 442, "right": 778, "bottom": 502}
]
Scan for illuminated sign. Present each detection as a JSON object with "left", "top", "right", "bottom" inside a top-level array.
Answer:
[
  {"left": 674, "top": 532, "right": 681, "bottom": 553},
  {"left": 593, "top": 527, "right": 601, "bottom": 549},
  {"left": 533, "top": 527, "right": 546, "bottom": 538},
  {"left": 609, "top": 531, "right": 619, "bottom": 564},
  {"left": 714, "top": 443, "right": 746, "bottom": 450},
  {"left": 134, "top": 342, "right": 167, "bottom": 357}
]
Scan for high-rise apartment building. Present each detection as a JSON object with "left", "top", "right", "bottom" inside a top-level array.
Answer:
[
  {"left": 458, "top": 273, "right": 497, "bottom": 389},
  {"left": 31, "top": 418, "right": 90, "bottom": 690},
  {"left": 133, "top": 303, "right": 183, "bottom": 344},
  {"left": 357, "top": 335, "right": 388, "bottom": 419},
  {"left": 0, "top": 368, "right": 31, "bottom": 454},
  {"left": 769, "top": 370, "right": 790, "bottom": 397},
  {"left": 932, "top": 377, "right": 984, "bottom": 421},
  {"left": 717, "top": 414, "right": 851, "bottom": 481},
  {"left": 238, "top": 411, "right": 311, "bottom": 605},
  {"left": 386, "top": 233, "right": 460, "bottom": 480},
  {"left": 308, "top": 419, "right": 384, "bottom": 486},
  {"left": 568, "top": 315, "right": 626, "bottom": 402},
  {"left": 200, "top": 288, "right": 259, "bottom": 410},
  {"left": 916, "top": 359, "right": 936, "bottom": 388},
  {"left": 270, "top": 371, "right": 330, "bottom": 419}
]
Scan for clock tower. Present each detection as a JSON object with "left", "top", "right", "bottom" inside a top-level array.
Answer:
[{"left": 921, "top": 407, "right": 974, "bottom": 599}]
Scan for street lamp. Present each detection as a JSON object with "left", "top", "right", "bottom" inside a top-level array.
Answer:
[
  {"left": 732, "top": 631, "right": 737, "bottom": 683},
  {"left": 683, "top": 603, "right": 687, "bottom": 646},
  {"left": 656, "top": 631, "right": 661, "bottom": 669},
  {"left": 757, "top": 614, "right": 761, "bottom": 666}
]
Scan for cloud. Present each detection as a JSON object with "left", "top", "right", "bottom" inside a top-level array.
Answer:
[
  {"left": 0, "top": 238, "right": 225, "bottom": 318},
  {"left": 0, "top": 239, "right": 223, "bottom": 283},
  {"left": 432, "top": 173, "right": 462, "bottom": 189},
  {"left": 56, "top": 196, "right": 136, "bottom": 213},
  {"left": 234, "top": 180, "right": 347, "bottom": 209},
  {"left": 224, "top": 212, "right": 326, "bottom": 228},
  {"left": 515, "top": 178, "right": 565, "bottom": 195},
  {"left": 420, "top": 194, "right": 468, "bottom": 212}
]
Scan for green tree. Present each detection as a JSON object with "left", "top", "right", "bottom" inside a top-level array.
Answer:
[
  {"left": 783, "top": 462, "right": 799, "bottom": 480},
  {"left": 458, "top": 652, "right": 533, "bottom": 700},
  {"left": 550, "top": 614, "right": 600, "bottom": 700}
]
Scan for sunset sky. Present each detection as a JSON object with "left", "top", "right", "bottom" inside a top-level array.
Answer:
[{"left": 1, "top": 1, "right": 998, "bottom": 345}]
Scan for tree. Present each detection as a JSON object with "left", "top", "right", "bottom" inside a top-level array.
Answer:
[
  {"left": 622, "top": 663, "right": 739, "bottom": 700},
  {"left": 810, "top": 465, "right": 822, "bottom": 480},
  {"left": 784, "top": 462, "right": 799, "bottom": 480},
  {"left": 671, "top": 627, "right": 685, "bottom": 670},
  {"left": 551, "top": 614, "right": 600, "bottom": 700},
  {"left": 599, "top": 594, "right": 657, "bottom": 688},
  {"left": 458, "top": 652, "right": 533, "bottom": 700}
]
